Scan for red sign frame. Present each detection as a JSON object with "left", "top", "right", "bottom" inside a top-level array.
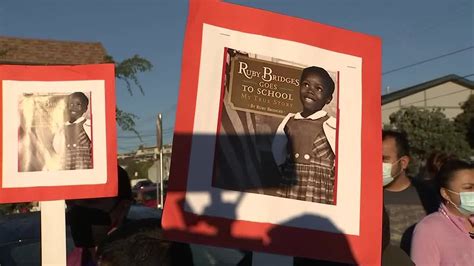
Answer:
[
  {"left": 163, "top": 1, "right": 382, "bottom": 264},
  {"left": 0, "top": 64, "right": 118, "bottom": 203}
]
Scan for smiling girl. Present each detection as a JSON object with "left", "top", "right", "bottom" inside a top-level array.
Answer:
[
  {"left": 272, "top": 66, "right": 336, "bottom": 204},
  {"left": 53, "top": 92, "right": 92, "bottom": 170}
]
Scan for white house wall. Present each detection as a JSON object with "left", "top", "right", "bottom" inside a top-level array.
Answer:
[
  {"left": 425, "top": 82, "right": 472, "bottom": 118},
  {"left": 382, "top": 81, "right": 473, "bottom": 125}
]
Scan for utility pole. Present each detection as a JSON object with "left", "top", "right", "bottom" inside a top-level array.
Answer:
[{"left": 156, "top": 113, "right": 164, "bottom": 209}]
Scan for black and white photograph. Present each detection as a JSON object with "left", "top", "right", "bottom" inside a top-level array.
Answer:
[
  {"left": 18, "top": 91, "right": 93, "bottom": 172},
  {"left": 212, "top": 48, "right": 339, "bottom": 205}
]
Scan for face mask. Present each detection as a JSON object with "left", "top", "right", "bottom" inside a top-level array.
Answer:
[
  {"left": 382, "top": 158, "right": 402, "bottom": 186},
  {"left": 382, "top": 163, "right": 394, "bottom": 186},
  {"left": 446, "top": 189, "right": 474, "bottom": 215}
]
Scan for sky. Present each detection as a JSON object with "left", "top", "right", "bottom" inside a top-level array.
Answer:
[{"left": 1, "top": 0, "right": 473, "bottom": 152}]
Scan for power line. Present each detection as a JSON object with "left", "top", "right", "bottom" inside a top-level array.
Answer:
[
  {"left": 382, "top": 87, "right": 472, "bottom": 111},
  {"left": 117, "top": 129, "right": 174, "bottom": 139},
  {"left": 119, "top": 128, "right": 174, "bottom": 135},
  {"left": 383, "top": 46, "right": 474, "bottom": 75},
  {"left": 383, "top": 73, "right": 474, "bottom": 94},
  {"left": 133, "top": 105, "right": 176, "bottom": 125}
]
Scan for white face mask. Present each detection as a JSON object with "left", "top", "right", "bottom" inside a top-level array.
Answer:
[
  {"left": 446, "top": 189, "right": 474, "bottom": 215},
  {"left": 382, "top": 163, "right": 394, "bottom": 186},
  {"left": 382, "top": 158, "right": 402, "bottom": 187}
]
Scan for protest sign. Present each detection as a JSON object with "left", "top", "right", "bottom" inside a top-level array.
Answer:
[
  {"left": 163, "top": 1, "right": 382, "bottom": 264},
  {"left": 0, "top": 64, "right": 117, "bottom": 203}
]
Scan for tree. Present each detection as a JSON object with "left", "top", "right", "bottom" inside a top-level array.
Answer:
[
  {"left": 387, "top": 107, "right": 472, "bottom": 164},
  {"left": 454, "top": 94, "right": 474, "bottom": 149},
  {"left": 105, "top": 54, "right": 153, "bottom": 139},
  {"left": 105, "top": 54, "right": 153, "bottom": 96}
]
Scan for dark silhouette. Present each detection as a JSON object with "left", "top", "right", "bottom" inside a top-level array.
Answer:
[
  {"left": 164, "top": 133, "right": 360, "bottom": 264},
  {"left": 96, "top": 218, "right": 193, "bottom": 266},
  {"left": 66, "top": 166, "right": 132, "bottom": 265}
]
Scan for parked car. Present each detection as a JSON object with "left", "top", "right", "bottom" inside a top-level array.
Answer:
[
  {"left": 133, "top": 185, "right": 159, "bottom": 208},
  {"left": 132, "top": 180, "right": 168, "bottom": 208},
  {"left": 131, "top": 179, "right": 154, "bottom": 190}
]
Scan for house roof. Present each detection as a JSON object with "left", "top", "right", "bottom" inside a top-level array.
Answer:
[
  {"left": 0, "top": 36, "right": 108, "bottom": 65},
  {"left": 382, "top": 74, "right": 474, "bottom": 105}
]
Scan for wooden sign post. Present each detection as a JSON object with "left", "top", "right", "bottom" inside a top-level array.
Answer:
[{"left": 41, "top": 200, "right": 67, "bottom": 265}]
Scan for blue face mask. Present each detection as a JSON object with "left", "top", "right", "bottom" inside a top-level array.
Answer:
[{"left": 446, "top": 189, "right": 474, "bottom": 215}]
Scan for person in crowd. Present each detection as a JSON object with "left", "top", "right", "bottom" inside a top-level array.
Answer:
[
  {"left": 419, "top": 151, "right": 457, "bottom": 207},
  {"left": 411, "top": 159, "right": 474, "bottom": 265},
  {"left": 96, "top": 218, "right": 194, "bottom": 266},
  {"left": 381, "top": 207, "right": 414, "bottom": 266},
  {"left": 53, "top": 91, "right": 93, "bottom": 170},
  {"left": 423, "top": 151, "right": 457, "bottom": 181},
  {"left": 67, "top": 166, "right": 132, "bottom": 266},
  {"left": 272, "top": 66, "right": 336, "bottom": 204},
  {"left": 382, "top": 130, "right": 437, "bottom": 255}
]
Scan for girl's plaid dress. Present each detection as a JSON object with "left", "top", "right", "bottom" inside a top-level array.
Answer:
[
  {"left": 277, "top": 115, "right": 335, "bottom": 204},
  {"left": 63, "top": 119, "right": 92, "bottom": 170}
]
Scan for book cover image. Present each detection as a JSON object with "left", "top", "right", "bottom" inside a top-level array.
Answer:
[
  {"left": 18, "top": 91, "right": 93, "bottom": 172},
  {"left": 212, "top": 48, "right": 339, "bottom": 205}
]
